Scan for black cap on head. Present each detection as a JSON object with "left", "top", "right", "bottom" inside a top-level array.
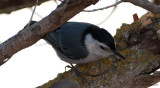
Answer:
[{"left": 83, "top": 25, "right": 116, "bottom": 51}]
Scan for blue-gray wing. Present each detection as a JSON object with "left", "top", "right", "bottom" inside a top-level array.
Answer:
[{"left": 44, "top": 22, "right": 90, "bottom": 60}]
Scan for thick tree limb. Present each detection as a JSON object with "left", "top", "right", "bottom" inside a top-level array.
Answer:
[
  {"left": 0, "top": 0, "right": 99, "bottom": 66},
  {"left": 39, "top": 13, "right": 160, "bottom": 88}
]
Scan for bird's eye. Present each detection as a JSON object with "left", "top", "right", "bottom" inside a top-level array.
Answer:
[{"left": 99, "top": 45, "right": 107, "bottom": 50}]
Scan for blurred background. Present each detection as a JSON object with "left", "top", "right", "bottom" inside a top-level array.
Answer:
[{"left": 0, "top": 0, "right": 158, "bottom": 88}]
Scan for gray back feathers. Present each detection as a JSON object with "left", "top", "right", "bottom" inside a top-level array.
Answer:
[{"left": 44, "top": 22, "right": 91, "bottom": 60}]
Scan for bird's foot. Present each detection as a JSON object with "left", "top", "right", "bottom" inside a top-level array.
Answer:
[
  {"left": 65, "top": 64, "right": 91, "bottom": 85},
  {"left": 66, "top": 64, "right": 85, "bottom": 79},
  {"left": 65, "top": 64, "right": 106, "bottom": 77}
]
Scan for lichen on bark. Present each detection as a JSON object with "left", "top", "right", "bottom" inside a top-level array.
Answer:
[{"left": 39, "top": 13, "right": 160, "bottom": 88}]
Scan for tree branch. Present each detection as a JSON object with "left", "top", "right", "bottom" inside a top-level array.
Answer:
[
  {"left": 125, "top": 71, "right": 160, "bottom": 88},
  {"left": 122, "top": 0, "right": 160, "bottom": 14},
  {"left": 0, "top": 0, "right": 99, "bottom": 66},
  {"left": 27, "top": 0, "right": 39, "bottom": 28},
  {"left": 83, "top": 0, "right": 122, "bottom": 12}
]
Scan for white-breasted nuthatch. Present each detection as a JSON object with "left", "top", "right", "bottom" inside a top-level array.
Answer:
[{"left": 44, "top": 22, "right": 125, "bottom": 64}]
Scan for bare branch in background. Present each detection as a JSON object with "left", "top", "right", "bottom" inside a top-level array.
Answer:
[
  {"left": 53, "top": 0, "right": 59, "bottom": 5},
  {"left": 27, "top": 0, "right": 39, "bottom": 28},
  {"left": 83, "top": 0, "right": 122, "bottom": 12},
  {"left": 96, "top": 0, "right": 119, "bottom": 25},
  {"left": 28, "top": 8, "right": 43, "bottom": 19}
]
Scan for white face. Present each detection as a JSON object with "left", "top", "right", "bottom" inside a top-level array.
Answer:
[{"left": 84, "top": 34, "right": 114, "bottom": 59}]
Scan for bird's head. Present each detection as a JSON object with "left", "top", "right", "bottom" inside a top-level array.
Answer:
[{"left": 83, "top": 25, "right": 125, "bottom": 59}]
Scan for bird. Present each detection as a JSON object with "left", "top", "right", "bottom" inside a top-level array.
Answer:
[{"left": 44, "top": 22, "right": 125, "bottom": 64}]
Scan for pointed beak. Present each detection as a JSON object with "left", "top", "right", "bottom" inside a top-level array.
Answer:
[{"left": 113, "top": 50, "right": 125, "bottom": 59}]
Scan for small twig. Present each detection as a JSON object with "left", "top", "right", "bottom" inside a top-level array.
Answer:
[
  {"left": 133, "top": 13, "right": 139, "bottom": 22},
  {"left": 53, "top": 0, "right": 58, "bottom": 5},
  {"left": 83, "top": 0, "right": 122, "bottom": 12},
  {"left": 27, "top": 0, "right": 39, "bottom": 27},
  {"left": 56, "top": 0, "right": 63, "bottom": 2},
  {"left": 96, "top": 0, "right": 119, "bottom": 25},
  {"left": 28, "top": 8, "right": 43, "bottom": 19}
]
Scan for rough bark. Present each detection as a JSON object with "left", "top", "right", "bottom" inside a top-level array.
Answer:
[{"left": 39, "top": 13, "right": 160, "bottom": 88}]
